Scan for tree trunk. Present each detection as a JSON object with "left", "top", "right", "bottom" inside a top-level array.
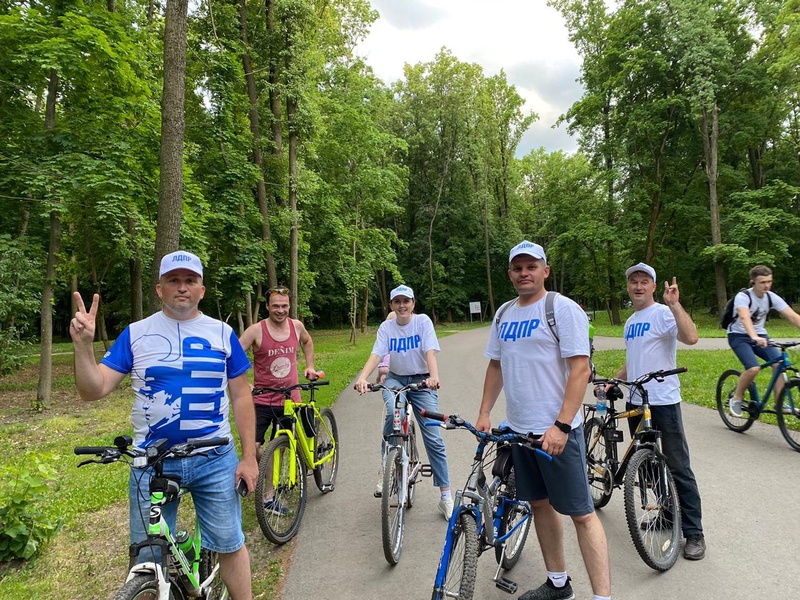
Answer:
[
  {"left": 240, "top": 0, "right": 277, "bottom": 288},
  {"left": 150, "top": 0, "right": 189, "bottom": 313},
  {"left": 287, "top": 95, "right": 299, "bottom": 319},
  {"left": 482, "top": 192, "right": 495, "bottom": 316},
  {"left": 702, "top": 103, "right": 727, "bottom": 314},
  {"left": 35, "top": 68, "right": 60, "bottom": 412},
  {"left": 360, "top": 286, "right": 368, "bottom": 333},
  {"left": 128, "top": 217, "right": 143, "bottom": 322}
]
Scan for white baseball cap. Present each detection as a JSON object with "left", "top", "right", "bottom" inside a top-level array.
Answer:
[
  {"left": 625, "top": 262, "right": 656, "bottom": 283},
  {"left": 509, "top": 240, "right": 547, "bottom": 265},
  {"left": 390, "top": 285, "right": 414, "bottom": 301},
  {"left": 159, "top": 251, "right": 203, "bottom": 279}
]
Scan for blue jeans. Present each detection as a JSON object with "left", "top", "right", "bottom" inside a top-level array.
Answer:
[
  {"left": 382, "top": 372, "right": 450, "bottom": 488},
  {"left": 627, "top": 402, "right": 703, "bottom": 538},
  {"left": 129, "top": 442, "right": 245, "bottom": 562}
]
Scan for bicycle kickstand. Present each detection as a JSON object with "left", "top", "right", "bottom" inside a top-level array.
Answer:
[{"left": 493, "top": 560, "right": 517, "bottom": 594}]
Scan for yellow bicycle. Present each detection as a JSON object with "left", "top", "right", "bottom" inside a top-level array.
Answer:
[{"left": 253, "top": 379, "right": 339, "bottom": 544}]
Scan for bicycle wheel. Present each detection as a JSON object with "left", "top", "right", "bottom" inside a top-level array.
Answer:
[
  {"left": 623, "top": 448, "right": 681, "bottom": 571},
  {"left": 716, "top": 369, "right": 757, "bottom": 432},
  {"left": 112, "top": 574, "right": 176, "bottom": 600},
  {"left": 312, "top": 408, "right": 339, "bottom": 492},
  {"left": 493, "top": 486, "right": 531, "bottom": 570},
  {"left": 406, "top": 420, "right": 420, "bottom": 508},
  {"left": 584, "top": 416, "right": 613, "bottom": 508},
  {"left": 381, "top": 447, "right": 405, "bottom": 565},
  {"left": 199, "top": 548, "right": 229, "bottom": 600},
  {"left": 255, "top": 434, "right": 307, "bottom": 544},
  {"left": 431, "top": 512, "right": 478, "bottom": 600},
  {"left": 776, "top": 378, "right": 800, "bottom": 452}
]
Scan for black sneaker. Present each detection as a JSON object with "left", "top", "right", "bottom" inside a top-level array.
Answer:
[
  {"left": 683, "top": 534, "right": 706, "bottom": 560},
  {"left": 518, "top": 577, "right": 575, "bottom": 600}
]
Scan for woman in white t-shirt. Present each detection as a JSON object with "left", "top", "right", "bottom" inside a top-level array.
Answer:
[{"left": 354, "top": 285, "right": 453, "bottom": 520}]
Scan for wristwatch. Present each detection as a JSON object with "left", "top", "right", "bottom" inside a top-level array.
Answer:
[{"left": 553, "top": 420, "right": 571, "bottom": 434}]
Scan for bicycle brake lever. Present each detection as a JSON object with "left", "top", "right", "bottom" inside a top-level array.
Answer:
[{"left": 77, "top": 459, "right": 99, "bottom": 468}]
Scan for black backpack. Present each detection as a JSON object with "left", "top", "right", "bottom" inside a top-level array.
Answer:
[{"left": 720, "top": 288, "right": 773, "bottom": 329}]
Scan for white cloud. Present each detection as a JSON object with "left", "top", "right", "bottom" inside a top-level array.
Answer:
[{"left": 357, "top": 0, "right": 584, "bottom": 155}]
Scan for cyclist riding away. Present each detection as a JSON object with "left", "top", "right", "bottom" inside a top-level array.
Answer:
[
  {"left": 70, "top": 250, "right": 257, "bottom": 600},
  {"left": 354, "top": 285, "right": 454, "bottom": 520},
  {"left": 726, "top": 265, "right": 800, "bottom": 418}
]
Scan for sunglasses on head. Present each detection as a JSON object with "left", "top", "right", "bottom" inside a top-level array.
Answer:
[{"left": 268, "top": 287, "right": 290, "bottom": 297}]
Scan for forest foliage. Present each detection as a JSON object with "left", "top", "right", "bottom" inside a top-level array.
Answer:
[{"left": 2, "top": 0, "right": 799, "bottom": 352}]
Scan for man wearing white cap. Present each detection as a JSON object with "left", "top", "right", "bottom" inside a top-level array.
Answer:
[
  {"left": 354, "top": 284, "right": 453, "bottom": 520},
  {"left": 478, "top": 241, "right": 610, "bottom": 600},
  {"left": 70, "top": 250, "right": 258, "bottom": 599},
  {"left": 616, "top": 262, "right": 705, "bottom": 560}
]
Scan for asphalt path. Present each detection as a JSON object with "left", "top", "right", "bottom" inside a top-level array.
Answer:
[{"left": 278, "top": 329, "right": 799, "bottom": 600}]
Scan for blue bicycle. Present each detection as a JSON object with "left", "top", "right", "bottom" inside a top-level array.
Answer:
[
  {"left": 424, "top": 411, "right": 551, "bottom": 600},
  {"left": 716, "top": 340, "right": 800, "bottom": 451}
]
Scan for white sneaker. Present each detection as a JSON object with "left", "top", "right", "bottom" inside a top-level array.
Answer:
[
  {"left": 438, "top": 497, "right": 454, "bottom": 520},
  {"left": 729, "top": 399, "right": 743, "bottom": 418},
  {"left": 375, "top": 463, "right": 384, "bottom": 498}
]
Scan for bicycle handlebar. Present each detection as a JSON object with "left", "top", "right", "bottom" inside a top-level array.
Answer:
[
  {"left": 74, "top": 436, "right": 230, "bottom": 467},
  {"left": 366, "top": 381, "right": 428, "bottom": 393},
  {"left": 594, "top": 367, "right": 687, "bottom": 389},
  {"left": 769, "top": 340, "right": 800, "bottom": 350},
  {"left": 253, "top": 377, "right": 330, "bottom": 397},
  {"left": 419, "top": 409, "right": 552, "bottom": 460}
]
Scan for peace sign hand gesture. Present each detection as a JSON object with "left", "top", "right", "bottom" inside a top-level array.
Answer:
[
  {"left": 663, "top": 277, "right": 680, "bottom": 307},
  {"left": 70, "top": 292, "right": 99, "bottom": 345}
]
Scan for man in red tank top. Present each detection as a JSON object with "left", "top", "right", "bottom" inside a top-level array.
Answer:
[{"left": 239, "top": 287, "right": 317, "bottom": 458}]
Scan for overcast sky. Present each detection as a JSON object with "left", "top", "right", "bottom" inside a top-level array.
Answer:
[{"left": 354, "top": 0, "right": 585, "bottom": 157}]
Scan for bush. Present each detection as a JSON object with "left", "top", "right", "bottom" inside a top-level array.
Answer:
[
  {"left": 0, "top": 453, "right": 62, "bottom": 562},
  {"left": 0, "top": 326, "right": 31, "bottom": 376}
]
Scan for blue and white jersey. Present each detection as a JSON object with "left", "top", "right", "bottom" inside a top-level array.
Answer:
[
  {"left": 371, "top": 314, "right": 440, "bottom": 376},
  {"left": 101, "top": 312, "right": 251, "bottom": 448}
]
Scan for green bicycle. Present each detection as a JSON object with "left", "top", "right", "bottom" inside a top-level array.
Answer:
[
  {"left": 74, "top": 435, "right": 229, "bottom": 600},
  {"left": 253, "top": 378, "right": 339, "bottom": 544}
]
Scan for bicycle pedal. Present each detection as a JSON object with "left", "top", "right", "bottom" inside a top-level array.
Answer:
[
  {"left": 321, "top": 483, "right": 334, "bottom": 492},
  {"left": 374, "top": 490, "right": 382, "bottom": 498},
  {"left": 495, "top": 577, "right": 517, "bottom": 594},
  {"left": 419, "top": 464, "right": 433, "bottom": 478}
]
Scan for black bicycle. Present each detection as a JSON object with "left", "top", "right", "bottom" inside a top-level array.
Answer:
[{"left": 583, "top": 368, "right": 687, "bottom": 571}]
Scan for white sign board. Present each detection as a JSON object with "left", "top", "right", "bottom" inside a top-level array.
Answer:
[{"left": 469, "top": 302, "right": 481, "bottom": 314}]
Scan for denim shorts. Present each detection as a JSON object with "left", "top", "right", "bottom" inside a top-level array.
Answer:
[
  {"left": 510, "top": 426, "right": 594, "bottom": 516},
  {"left": 728, "top": 332, "right": 779, "bottom": 369},
  {"left": 129, "top": 441, "right": 244, "bottom": 558}
]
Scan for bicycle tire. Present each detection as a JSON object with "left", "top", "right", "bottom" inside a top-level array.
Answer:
[
  {"left": 112, "top": 574, "right": 177, "bottom": 600},
  {"left": 776, "top": 378, "right": 800, "bottom": 452},
  {"left": 312, "top": 408, "right": 340, "bottom": 492},
  {"left": 406, "top": 420, "right": 419, "bottom": 508},
  {"left": 255, "top": 435, "right": 307, "bottom": 544},
  {"left": 716, "top": 369, "right": 757, "bottom": 432},
  {"left": 584, "top": 416, "right": 613, "bottom": 508},
  {"left": 431, "top": 512, "right": 478, "bottom": 600},
  {"left": 199, "top": 548, "right": 229, "bottom": 600},
  {"left": 493, "top": 485, "right": 531, "bottom": 570},
  {"left": 381, "top": 447, "right": 405, "bottom": 564},
  {"left": 623, "top": 448, "right": 681, "bottom": 571}
]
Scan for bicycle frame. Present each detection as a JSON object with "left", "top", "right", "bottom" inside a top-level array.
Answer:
[
  {"left": 585, "top": 400, "right": 662, "bottom": 486},
  {"left": 126, "top": 484, "right": 218, "bottom": 599},
  {"left": 743, "top": 350, "right": 794, "bottom": 413},
  {"left": 259, "top": 382, "right": 337, "bottom": 489}
]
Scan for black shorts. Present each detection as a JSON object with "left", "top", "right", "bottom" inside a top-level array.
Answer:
[
  {"left": 509, "top": 425, "right": 594, "bottom": 516},
  {"left": 255, "top": 405, "right": 292, "bottom": 444}
]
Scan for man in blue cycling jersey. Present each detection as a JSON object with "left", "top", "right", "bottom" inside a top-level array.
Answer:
[{"left": 70, "top": 251, "right": 257, "bottom": 600}]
